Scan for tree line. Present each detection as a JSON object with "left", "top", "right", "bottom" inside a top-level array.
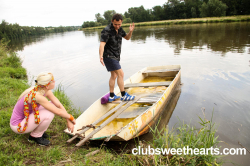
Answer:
[
  {"left": 82, "top": 10, "right": 132, "bottom": 28},
  {"left": 0, "top": 20, "right": 80, "bottom": 41},
  {"left": 82, "top": 0, "right": 250, "bottom": 28}
]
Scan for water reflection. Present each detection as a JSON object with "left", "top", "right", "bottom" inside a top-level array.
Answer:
[
  {"left": 9, "top": 32, "right": 69, "bottom": 52},
  {"left": 82, "top": 30, "right": 99, "bottom": 38},
  {"left": 82, "top": 22, "right": 250, "bottom": 55},
  {"left": 12, "top": 22, "right": 249, "bottom": 55}
]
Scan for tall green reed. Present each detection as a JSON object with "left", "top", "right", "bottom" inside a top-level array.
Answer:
[{"left": 146, "top": 110, "right": 222, "bottom": 165}]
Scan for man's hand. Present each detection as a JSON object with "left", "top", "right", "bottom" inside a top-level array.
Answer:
[
  {"left": 129, "top": 22, "right": 135, "bottom": 32},
  {"left": 99, "top": 42, "right": 106, "bottom": 66},
  {"left": 124, "top": 23, "right": 135, "bottom": 40},
  {"left": 100, "top": 57, "right": 105, "bottom": 66}
]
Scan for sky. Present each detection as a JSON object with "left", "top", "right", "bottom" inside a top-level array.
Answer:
[{"left": 0, "top": 0, "right": 168, "bottom": 27}]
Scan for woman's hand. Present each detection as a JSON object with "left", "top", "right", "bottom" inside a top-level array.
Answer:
[
  {"left": 71, "top": 119, "right": 76, "bottom": 125},
  {"left": 67, "top": 120, "right": 75, "bottom": 133}
]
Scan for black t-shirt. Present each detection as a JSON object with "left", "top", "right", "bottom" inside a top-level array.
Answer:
[{"left": 101, "top": 23, "right": 127, "bottom": 61}]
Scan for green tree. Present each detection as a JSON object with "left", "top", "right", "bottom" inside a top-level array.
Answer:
[
  {"left": 89, "top": 21, "right": 96, "bottom": 27},
  {"left": 82, "top": 21, "right": 90, "bottom": 28},
  {"left": 184, "top": 0, "right": 202, "bottom": 18},
  {"left": 191, "top": 7, "right": 197, "bottom": 17},
  {"left": 95, "top": 13, "right": 102, "bottom": 22},
  {"left": 238, "top": 0, "right": 250, "bottom": 15},
  {"left": 152, "top": 5, "right": 164, "bottom": 21},
  {"left": 103, "top": 10, "right": 116, "bottom": 24},
  {"left": 163, "top": 0, "right": 188, "bottom": 19},
  {"left": 123, "top": 18, "right": 132, "bottom": 23},
  {"left": 221, "top": 0, "right": 250, "bottom": 15},
  {"left": 200, "top": 0, "right": 228, "bottom": 17},
  {"left": 221, "top": 0, "right": 238, "bottom": 15},
  {"left": 95, "top": 13, "right": 108, "bottom": 25},
  {"left": 126, "top": 6, "right": 152, "bottom": 22}
]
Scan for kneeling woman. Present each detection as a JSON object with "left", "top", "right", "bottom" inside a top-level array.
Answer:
[{"left": 10, "top": 72, "right": 76, "bottom": 146}]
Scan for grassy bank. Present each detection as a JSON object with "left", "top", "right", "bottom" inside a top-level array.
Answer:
[
  {"left": 81, "top": 15, "right": 250, "bottom": 30},
  {"left": 0, "top": 41, "right": 222, "bottom": 165}
]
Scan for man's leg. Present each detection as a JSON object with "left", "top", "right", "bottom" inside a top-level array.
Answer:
[
  {"left": 113, "top": 69, "right": 124, "bottom": 92},
  {"left": 113, "top": 69, "right": 135, "bottom": 101},
  {"left": 109, "top": 71, "right": 118, "bottom": 94}
]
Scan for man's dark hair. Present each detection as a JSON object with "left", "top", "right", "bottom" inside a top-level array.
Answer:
[{"left": 112, "top": 14, "right": 123, "bottom": 21}]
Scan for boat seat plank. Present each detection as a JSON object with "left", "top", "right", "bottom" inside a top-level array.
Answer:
[
  {"left": 142, "top": 69, "right": 179, "bottom": 77},
  {"left": 142, "top": 69, "right": 179, "bottom": 73},
  {"left": 124, "top": 81, "right": 171, "bottom": 89},
  {"left": 75, "top": 95, "right": 142, "bottom": 147}
]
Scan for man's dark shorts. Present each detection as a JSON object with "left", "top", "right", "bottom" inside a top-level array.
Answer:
[{"left": 103, "top": 57, "right": 121, "bottom": 72}]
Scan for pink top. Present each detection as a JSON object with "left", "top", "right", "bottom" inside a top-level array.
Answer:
[{"left": 10, "top": 95, "right": 41, "bottom": 126}]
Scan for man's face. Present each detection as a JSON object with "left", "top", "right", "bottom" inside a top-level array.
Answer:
[{"left": 112, "top": 19, "right": 122, "bottom": 30}]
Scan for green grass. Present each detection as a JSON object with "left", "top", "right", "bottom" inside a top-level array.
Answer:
[
  {"left": 0, "top": 40, "right": 28, "bottom": 110},
  {"left": 0, "top": 40, "right": 223, "bottom": 165},
  {"left": 80, "top": 15, "right": 250, "bottom": 30},
  {"left": 0, "top": 77, "right": 29, "bottom": 109},
  {"left": 0, "top": 67, "right": 27, "bottom": 79}
]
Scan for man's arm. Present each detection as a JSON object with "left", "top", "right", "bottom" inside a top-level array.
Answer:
[
  {"left": 124, "top": 23, "right": 135, "bottom": 40},
  {"left": 99, "top": 42, "right": 106, "bottom": 66}
]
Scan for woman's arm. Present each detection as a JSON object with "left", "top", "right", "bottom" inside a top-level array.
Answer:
[
  {"left": 36, "top": 94, "right": 71, "bottom": 119},
  {"left": 45, "top": 90, "right": 66, "bottom": 110},
  {"left": 44, "top": 90, "right": 76, "bottom": 126}
]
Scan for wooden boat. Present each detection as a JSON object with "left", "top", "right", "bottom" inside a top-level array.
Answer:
[{"left": 65, "top": 65, "right": 181, "bottom": 146}]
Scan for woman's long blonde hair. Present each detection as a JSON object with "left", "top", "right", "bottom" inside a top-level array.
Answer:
[{"left": 18, "top": 72, "right": 54, "bottom": 100}]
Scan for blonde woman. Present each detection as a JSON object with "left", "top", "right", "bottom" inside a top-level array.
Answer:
[{"left": 10, "top": 72, "right": 76, "bottom": 146}]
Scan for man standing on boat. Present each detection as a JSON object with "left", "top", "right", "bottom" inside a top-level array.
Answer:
[{"left": 99, "top": 13, "right": 135, "bottom": 102}]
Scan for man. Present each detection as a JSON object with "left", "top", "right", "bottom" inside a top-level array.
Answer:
[{"left": 99, "top": 13, "right": 135, "bottom": 102}]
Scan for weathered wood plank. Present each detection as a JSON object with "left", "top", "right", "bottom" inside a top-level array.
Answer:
[
  {"left": 75, "top": 96, "right": 142, "bottom": 147},
  {"left": 142, "top": 69, "right": 179, "bottom": 73},
  {"left": 66, "top": 101, "right": 128, "bottom": 143},
  {"left": 142, "top": 69, "right": 179, "bottom": 77},
  {"left": 124, "top": 81, "right": 171, "bottom": 89}
]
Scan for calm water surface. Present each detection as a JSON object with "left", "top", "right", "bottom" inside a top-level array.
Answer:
[{"left": 13, "top": 22, "right": 250, "bottom": 165}]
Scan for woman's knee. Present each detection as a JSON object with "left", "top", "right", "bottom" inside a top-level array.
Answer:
[
  {"left": 39, "top": 107, "right": 55, "bottom": 120},
  {"left": 48, "top": 111, "right": 55, "bottom": 119}
]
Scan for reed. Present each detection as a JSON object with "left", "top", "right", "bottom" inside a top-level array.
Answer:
[{"left": 145, "top": 111, "right": 223, "bottom": 165}]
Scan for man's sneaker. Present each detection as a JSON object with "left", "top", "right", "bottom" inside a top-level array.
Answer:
[
  {"left": 42, "top": 132, "right": 49, "bottom": 139},
  {"left": 28, "top": 135, "right": 50, "bottom": 146},
  {"left": 108, "top": 94, "right": 120, "bottom": 102},
  {"left": 121, "top": 92, "right": 135, "bottom": 101}
]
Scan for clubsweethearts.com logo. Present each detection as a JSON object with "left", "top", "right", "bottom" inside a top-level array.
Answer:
[{"left": 132, "top": 146, "right": 246, "bottom": 156}]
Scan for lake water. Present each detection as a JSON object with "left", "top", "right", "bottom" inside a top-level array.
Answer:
[{"left": 13, "top": 22, "right": 250, "bottom": 165}]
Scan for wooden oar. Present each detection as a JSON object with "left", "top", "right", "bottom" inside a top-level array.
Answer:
[
  {"left": 75, "top": 95, "right": 142, "bottom": 147},
  {"left": 66, "top": 101, "right": 128, "bottom": 143}
]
